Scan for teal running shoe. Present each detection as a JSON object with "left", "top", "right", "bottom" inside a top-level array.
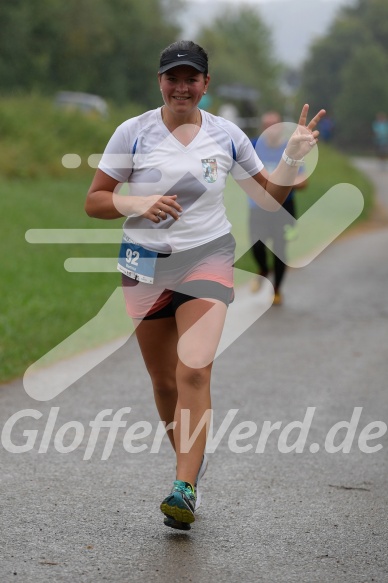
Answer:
[
  {"left": 194, "top": 454, "right": 208, "bottom": 511},
  {"left": 160, "top": 480, "right": 196, "bottom": 524}
]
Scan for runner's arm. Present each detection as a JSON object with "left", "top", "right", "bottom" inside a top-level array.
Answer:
[{"left": 85, "top": 169, "right": 182, "bottom": 222}]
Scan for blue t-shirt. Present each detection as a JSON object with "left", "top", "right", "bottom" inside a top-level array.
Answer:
[
  {"left": 372, "top": 120, "right": 388, "bottom": 146},
  {"left": 249, "top": 137, "right": 301, "bottom": 209}
]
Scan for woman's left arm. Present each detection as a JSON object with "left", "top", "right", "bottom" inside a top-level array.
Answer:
[{"left": 237, "top": 104, "right": 325, "bottom": 210}]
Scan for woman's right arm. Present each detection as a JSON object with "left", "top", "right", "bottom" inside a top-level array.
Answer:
[
  {"left": 85, "top": 169, "right": 124, "bottom": 219},
  {"left": 85, "top": 169, "right": 183, "bottom": 223}
]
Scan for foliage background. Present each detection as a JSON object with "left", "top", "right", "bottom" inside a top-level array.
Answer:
[
  {"left": 0, "top": 0, "right": 283, "bottom": 114},
  {"left": 300, "top": 0, "right": 388, "bottom": 149}
]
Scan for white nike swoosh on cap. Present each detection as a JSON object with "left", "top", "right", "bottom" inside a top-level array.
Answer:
[{"left": 177, "top": 54, "right": 187, "bottom": 57}]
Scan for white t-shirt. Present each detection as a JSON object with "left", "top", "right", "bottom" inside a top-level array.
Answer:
[{"left": 98, "top": 107, "right": 264, "bottom": 253}]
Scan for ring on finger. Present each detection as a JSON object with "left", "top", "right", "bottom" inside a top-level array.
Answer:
[{"left": 156, "top": 209, "right": 162, "bottom": 216}]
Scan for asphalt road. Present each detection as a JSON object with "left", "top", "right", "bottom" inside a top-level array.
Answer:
[{"left": 1, "top": 158, "right": 387, "bottom": 583}]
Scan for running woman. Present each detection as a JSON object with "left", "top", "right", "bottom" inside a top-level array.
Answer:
[{"left": 85, "top": 40, "right": 325, "bottom": 530}]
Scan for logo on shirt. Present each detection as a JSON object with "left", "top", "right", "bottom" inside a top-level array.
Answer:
[{"left": 201, "top": 158, "right": 218, "bottom": 183}]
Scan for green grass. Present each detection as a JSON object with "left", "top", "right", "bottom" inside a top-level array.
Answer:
[
  {"left": 0, "top": 97, "right": 375, "bottom": 384},
  {"left": 0, "top": 94, "right": 142, "bottom": 382},
  {"left": 0, "top": 177, "right": 130, "bottom": 383}
]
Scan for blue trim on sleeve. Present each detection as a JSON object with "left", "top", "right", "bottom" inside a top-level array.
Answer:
[{"left": 231, "top": 140, "right": 237, "bottom": 162}]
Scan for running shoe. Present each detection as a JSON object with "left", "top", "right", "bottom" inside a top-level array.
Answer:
[
  {"left": 160, "top": 480, "right": 196, "bottom": 524},
  {"left": 273, "top": 291, "right": 283, "bottom": 305},
  {"left": 194, "top": 454, "right": 208, "bottom": 511},
  {"left": 250, "top": 276, "right": 262, "bottom": 293}
]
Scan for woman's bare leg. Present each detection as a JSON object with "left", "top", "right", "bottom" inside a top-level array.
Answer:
[
  {"left": 134, "top": 299, "right": 227, "bottom": 486},
  {"left": 134, "top": 317, "right": 179, "bottom": 449},
  {"left": 173, "top": 298, "right": 227, "bottom": 485}
]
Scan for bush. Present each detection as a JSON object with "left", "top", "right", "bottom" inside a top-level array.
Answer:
[{"left": 0, "top": 93, "right": 143, "bottom": 179}]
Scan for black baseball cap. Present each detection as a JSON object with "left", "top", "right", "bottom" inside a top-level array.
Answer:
[{"left": 158, "top": 50, "right": 208, "bottom": 74}]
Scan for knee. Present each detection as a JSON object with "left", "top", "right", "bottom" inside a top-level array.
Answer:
[
  {"left": 178, "top": 345, "right": 218, "bottom": 370},
  {"left": 148, "top": 368, "right": 177, "bottom": 397},
  {"left": 177, "top": 363, "right": 211, "bottom": 390}
]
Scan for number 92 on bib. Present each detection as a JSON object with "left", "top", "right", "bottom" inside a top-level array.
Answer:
[{"left": 117, "top": 235, "right": 158, "bottom": 284}]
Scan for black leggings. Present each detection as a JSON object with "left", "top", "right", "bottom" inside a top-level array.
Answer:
[{"left": 249, "top": 197, "right": 296, "bottom": 291}]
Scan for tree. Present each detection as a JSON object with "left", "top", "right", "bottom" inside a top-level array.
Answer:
[
  {"left": 197, "top": 7, "right": 284, "bottom": 117},
  {"left": 344, "top": 0, "right": 388, "bottom": 53},
  {"left": 334, "top": 43, "right": 388, "bottom": 147},
  {"left": 301, "top": 17, "right": 372, "bottom": 115},
  {"left": 0, "top": 0, "right": 182, "bottom": 107},
  {"left": 300, "top": 0, "right": 388, "bottom": 148}
]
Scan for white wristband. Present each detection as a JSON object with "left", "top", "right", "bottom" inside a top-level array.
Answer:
[{"left": 282, "top": 150, "right": 304, "bottom": 167}]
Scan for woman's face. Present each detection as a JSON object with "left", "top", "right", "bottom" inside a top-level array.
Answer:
[{"left": 158, "top": 65, "right": 210, "bottom": 115}]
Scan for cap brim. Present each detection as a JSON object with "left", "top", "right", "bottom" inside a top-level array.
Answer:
[{"left": 158, "top": 61, "right": 206, "bottom": 74}]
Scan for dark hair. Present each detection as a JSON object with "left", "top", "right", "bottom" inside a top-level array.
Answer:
[{"left": 160, "top": 40, "right": 209, "bottom": 76}]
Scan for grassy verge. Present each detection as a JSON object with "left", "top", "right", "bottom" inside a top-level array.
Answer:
[
  {"left": 0, "top": 93, "right": 142, "bottom": 179},
  {"left": 0, "top": 177, "right": 130, "bottom": 383},
  {"left": 0, "top": 94, "right": 141, "bottom": 383},
  {"left": 0, "top": 100, "right": 375, "bottom": 383}
]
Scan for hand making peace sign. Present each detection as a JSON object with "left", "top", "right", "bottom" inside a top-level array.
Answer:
[{"left": 285, "top": 104, "right": 326, "bottom": 161}]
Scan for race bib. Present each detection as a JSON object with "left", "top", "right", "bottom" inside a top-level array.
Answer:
[{"left": 117, "top": 235, "right": 157, "bottom": 284}]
